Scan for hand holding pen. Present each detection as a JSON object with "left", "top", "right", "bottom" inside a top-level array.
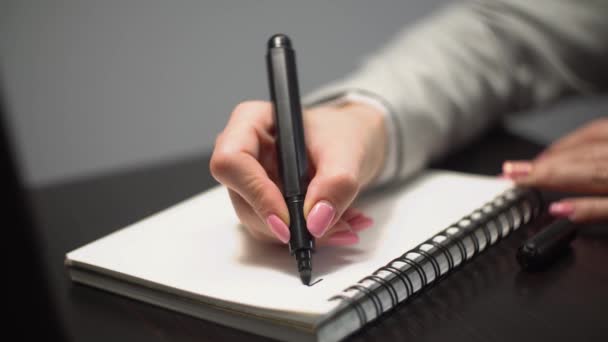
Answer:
[{"left": 210, "top": 39, "right": 387, "bottom": 250}]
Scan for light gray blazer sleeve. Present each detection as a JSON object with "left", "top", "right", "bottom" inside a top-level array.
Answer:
[{"left": 304, "top": 0, "right": 608, "bottom": 185}]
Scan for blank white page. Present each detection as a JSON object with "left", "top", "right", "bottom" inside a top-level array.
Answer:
[{"left": 67, "top": 171, "right": 513, "bottom": 317}]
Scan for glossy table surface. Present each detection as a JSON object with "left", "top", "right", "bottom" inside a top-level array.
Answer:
[{"left": 30, "top": 126, "right": 608, "bottom": 341}]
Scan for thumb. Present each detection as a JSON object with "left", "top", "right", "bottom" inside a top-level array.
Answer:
[{"left": 304, "top": 164, "right": 361, "bottom": 238}]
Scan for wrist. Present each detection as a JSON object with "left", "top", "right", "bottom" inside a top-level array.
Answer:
[{"left": 332, "top": 101, "right": 388, "bottom": 188}]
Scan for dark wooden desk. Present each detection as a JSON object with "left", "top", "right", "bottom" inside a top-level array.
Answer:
[{"left": 30, "top": 126, "right": 608, "bottom": 341}]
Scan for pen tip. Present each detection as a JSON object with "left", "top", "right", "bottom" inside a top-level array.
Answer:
[
  {"left": 295, "top": 249, "right": 313, "bottom": 285},
  {"left": 300, "top": 269, "right": 311, "bottom": 286}
]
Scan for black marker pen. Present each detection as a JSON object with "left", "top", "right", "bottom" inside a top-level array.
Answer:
[
  {"left": 266, "top": 34, "right": 314, "bottom": 285},
  {"left": 517, "top": 218, "right": 578, "bottom": 271}
]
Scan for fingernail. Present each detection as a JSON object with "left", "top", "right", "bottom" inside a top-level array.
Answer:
[
  {"left": 325, "top": 231, "right": 359, "bottom": 246},
  {"left": 307, "top": 201, "right": 336, "bottom": 237},
  {"left": 348, "top": 216, "right": 374, "bottom": 232},
  {"left": 549, "top": 202, "right": 575, "bottom": 218},
  {"left": 502, "top": 161, "right": 532, "bottom": 179},
  {"left": 266, "top": 214, "right": 290, "bottom": 244}
]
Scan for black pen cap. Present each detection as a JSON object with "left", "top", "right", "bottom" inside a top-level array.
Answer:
[
  {"left": 517, "top": 219, "right": 577, "bottom": 271},
  {"left": 268, "top": 34, "right": 291, "bottom": 49}
]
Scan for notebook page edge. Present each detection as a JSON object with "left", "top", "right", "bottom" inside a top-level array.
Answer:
[{"left": 65, "top": 257, "right": 321, "bottom": 328}]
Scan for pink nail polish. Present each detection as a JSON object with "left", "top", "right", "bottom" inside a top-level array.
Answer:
[
  {"left": 549, "top": 202, "right": 575, "bottom": 218},
  {"left": 502, "top": 161, "right": 532, "bottom": 178},
  {"left": 307, "top": 201, "right": 336, "bottom": 238},
  {"left": 348, "top": 216, "right": 374, "bottom": 232},
  {"left": 325, "top": 231, "right": 359, "bottom": 246},
  {"left": 266, "top": 215, "right": 290, "bottom": 244}
]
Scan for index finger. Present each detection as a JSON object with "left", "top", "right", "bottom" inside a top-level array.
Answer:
[
  {"left": 210, "top": 101, "right": 290, "bottom": 224},
  {"left": 511, "top": 157, "right": 608, "bottom": 194}
]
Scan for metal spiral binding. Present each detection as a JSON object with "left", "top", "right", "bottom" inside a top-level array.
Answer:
[
  {"left": 365, "top": 275, "right": 398, "bottom": 307},
  {"left": 428, "top": 239, "right": 454, "bottom": 270},
  {"left": 327, "top": 188, "right": 543, "bottom": 327},
  {"left": 375, "top": 265, "right": 413, "bottom": 298},
  {"left": 345, "top": 284, "right": 383, "bottom": 317},
  {"left": 394, "top": 256, "right": 428, "bottom": 287}
]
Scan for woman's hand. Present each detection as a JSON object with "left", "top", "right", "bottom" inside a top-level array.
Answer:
[
  {"left": 503, "top": 118, "right": 608, "bottom": 223},
  {"left": 210, "top": 101, "right": 387, "bottom": 246}
]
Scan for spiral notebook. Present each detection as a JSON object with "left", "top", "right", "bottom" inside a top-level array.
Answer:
[{"left": 65, "top": 170, "right": 541, "bottom": 342}]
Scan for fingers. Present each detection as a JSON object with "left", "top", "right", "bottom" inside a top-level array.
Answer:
[
  {"left": 540, "top": 118, "right": 608, "bottom": 159},
  {"left": 304, "top": 167, "right": 361, "bottom": 238},
  {"left": 341, "top": 207, "right": 363, "bottom": 221},
  {"left": 302, "top": 128, "right": 363, "bottom": 239},
  {"left": 503, "top": 144, "right": 608, "bottom": 194},
  {"left": 348, "top": 215, "right": 375, "bottom": 232},
  {"left": 211, "top": 101, "right": 290, "bottom": 241},
  {"left": 229, "top": 184, "right": 374, "bottom": 245},
  {"left": 227, "top": 189, "right": 289, "bottom": 243},
  {"left": 503, "top": 131, "right": 608, "bottom": 224},
  {"left": 212, "top": 148, "right": 288, "bottom": 218},
  {"left": 318, "top": 209, "right": 374, "bottom": 246},
  {"left": 233, "top": 189, "right": 373, "bottom": 246},
  {"left": 317, "top": 213, "right": 374, "bottom": 247},
  {"left": 342, "top": 207, "right": 374, "bottom": 232},
  {"left": 548, "top": 197, "right": 608, "bottom": 223}
]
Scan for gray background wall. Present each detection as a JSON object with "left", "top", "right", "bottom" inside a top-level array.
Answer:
[{"left": 1, "top": 0, "right": 606, "bottom": 186}]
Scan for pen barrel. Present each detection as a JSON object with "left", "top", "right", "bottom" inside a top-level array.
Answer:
[
  {"left": 286, "top": 195, "right": 314, "bottom": 254},
  {"left": 266, "top": 39, "right": 309, "bottom": 198}
]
